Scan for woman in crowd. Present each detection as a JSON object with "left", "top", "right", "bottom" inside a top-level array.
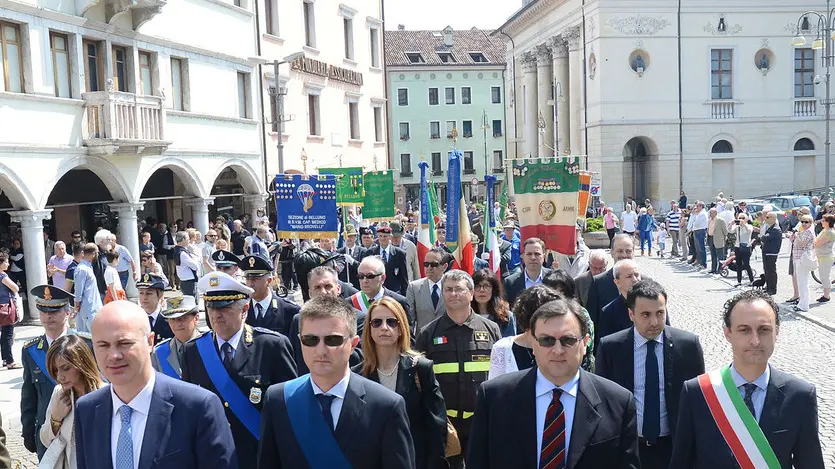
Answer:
[
  {"left": 815, "top": 214, "right": 835, "bottom": 303},
  {"left": 470, "top": 269, "right": 516, "bottom": 338},
  {"left": 604, "top": 207, "right": 619, "bottom": 248},
  {"left": 40, "top": 335, "right": 103, "bottom": 469},
  {"left": 8, "top": 239, "right": 24, "bottom": 293},
  {"left": 353, "top": 297, "right": 448, "bottom": 469},
  {"left": 729, "top": 212, "right": 756, "bottom": 287},
  {"left": 793, "top": 214, "right": 818, "bottom": 312},
  {"left": 787, "top": 207, "right": 813, "bottom": 304},
  {"left": 488, "top": 285, "right": 562, "bottom": 379},
  {"left": 0, "top": 252, "right": 20, "bottom": 370},
  {"left": 542, "top": 270, "right": 595, "bottom": 372}
]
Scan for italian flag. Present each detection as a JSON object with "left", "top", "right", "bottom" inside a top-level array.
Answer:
[{"left": 417, "top": 190, "right": 437, "bottom": 277}]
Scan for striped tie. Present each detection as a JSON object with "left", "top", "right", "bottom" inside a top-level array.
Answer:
[{"left": 539, "top": 389, "right": 566, "bottom": 469}]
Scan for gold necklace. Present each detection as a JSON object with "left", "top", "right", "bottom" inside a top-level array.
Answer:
[{"left": 377, "top": 365, "right": 397, "bottom": 376}]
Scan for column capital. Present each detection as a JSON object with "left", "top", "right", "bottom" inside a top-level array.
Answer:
[
  {"left": 184, "top": 197, "right": 216, "bottom": 210},
  {"left": 548, "top": 36, "right": 569, "bottom": 59},
  {"left": 534, "top": 44, "right": 552, "bottom": 65},
  {"left": 108, "top": 202, "right": 146, "bottom": 216},
  {"left": 564, "top": 26, "right": 582, "bottom": 51},
  {"left": 520, "top": 51, "right": 537, "bottom": 72},
  {"left": 9, "top": 210, "right": 52, "bottom": 228}
]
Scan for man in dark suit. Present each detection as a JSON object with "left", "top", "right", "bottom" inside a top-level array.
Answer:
[
  {"left": 467, "top": 297, "right": 640, "bottom": 469},
  {"left": 361, "top": 226, "right": 409, "bottom": 295},
  {"left": 503, "top": 237, "right": 551, "bottom": 308},
  {"left": 136, "top": 274, "right": 174, "bottom": 344},
  {"left": 74, "top": 300, "right": 237, "bottom": 469},
  {"left": 596, "top": 279, "right": 705, "bottom": 469},
  {"left": 239, "top": 255, "right": 299, "bottom": 336},
  {"left": 258, "top": 294, "right": 415, "bottom": 468},
  {"left": 597, "top": 259, "right": 668, "bottom": 345},
  {"left": 337, "top": 225, "right": 366, "bottom": 290},
  {"left": 670, "top": 290, "right": 824, "bottom": 468},
  {"left": 586, "top": 234, "right": 635, "bottom": 327},
  {"left": 573, "top": 250, "right": 608, "bottom": 308},
  {"left": 348, "top": 256, "right": 412, "bottom": 331},
  {"left": 182, "top": 272, "right": 297, "bottom": 469}
]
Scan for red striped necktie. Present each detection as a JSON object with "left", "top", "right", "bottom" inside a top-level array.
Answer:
[{"left": 540, "top": 388, "right": 566, "bottom": 469}]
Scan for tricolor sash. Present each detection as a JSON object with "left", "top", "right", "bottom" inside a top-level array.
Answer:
[
  {"left": 154, "top": 340, "right": 180, "bottom": 380},
  {"left": 284, "top": 375, "right": 353, "bottom": 469},
  {"left": 195, "top": 333, "right": 261, "bottom": 439},
  {"left": 350, "top": 292, "right": 371, "bottom": 313},
  {"left": 697, "top": 366, "right": 780, "bottom": 469},
  {"left": 27, "top": 343, "right": 56, "bottom": 386}
]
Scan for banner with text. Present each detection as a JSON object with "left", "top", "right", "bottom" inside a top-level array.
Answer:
[
  {"left": 275, "top": 175, "right": 338, "bottom": 239},
  {"left": 319, "top": 167, "right": 365, "bottom": 206},
  {"left": 512, "top": 158, "right": 581, "bottom": 255},
  {"left": 363, "top": 171, "right": 395, "bottom": 221}
]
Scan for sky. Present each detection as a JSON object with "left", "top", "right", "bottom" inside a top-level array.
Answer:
[{"left": 383, "top": 0, "right": 521, "bottom": 31}]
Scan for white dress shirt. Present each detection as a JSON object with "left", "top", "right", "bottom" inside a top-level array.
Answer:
[
  {"left": 110, "top": 373, "right": 156, "bottom": 469},
  {"left": 216, "top": 325, "right": 245, "bottom": 359},
  {"left": 536, "top": 369, "right": 579, "bottom": 467},
  {"left": 524, "top": 269, "right": 544, "bottom": 290},
  {"left": 632, "top": 328, "right": 669, "bottom": 437},
  {"left": 252, "top": 295, "right": 272, "bottom": 319},
  {"left": 147, "top": 310, "right": 161, "bottom": 329},
  {"left": 311, "top": 372, "right": 351, "bottom": 430},
  {"left": 621, "top": 210, "right": 637, "bottom": 232},
  {"left": 689, "top": 210, "right": 709, "bottom": 231}
]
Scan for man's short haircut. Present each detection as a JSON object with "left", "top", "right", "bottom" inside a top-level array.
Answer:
[
  {"left": 104, "top": 251, "right": 120, "bottom": 263},
  {"left": 722, "top": 289, "right": 780, "bottom": 329},
  {"left": 542, "top": 270, "right": 577, "bottom": 299},
  {"left": 360, "top": 256, "right": 386, "bottom": 275},
  {"left": 612, "top": 259, "right": 639, "bottom": 279},
  {"left": 82, "top": 243, "right": 98, "bottom": 255},
  {"left": 441, "top": 269, "right": 474, "bottom": 291},
  {"left": 174, "top": 231, "right": 189, "bottom": 243},
  {"left": 308, "top": 265, "right": 339, "bottom": 282},
  {"left": 257, "top": 226, "right": 268, "bottom": 235},
  {"left": 300, "top": 295, "right": 358, "bottom": 337},
  {"left": 626, "top": 279, "right": 668, "bottom": 310},
  {"left": 513, "top": 285, "right": 563, "bottom": 331},
  {"left": 72, "top": 242, "right": 84, "bottom": 255},
  {"left": 523, "top": 237, "right": 545, "bottom": 251},
  {"left": 530, "top": 298, "right": 588, "bottom": 338},
  {"left": 93, "top": 229, "right": 112, "bottom": 246},
  {"left": 612, "top": 233, "right": 633, "bottom": 246},
  {"left": 427, "top": 246, "right": 451, "bottom": 264},
  {"left": 588, "top": 249, "right": 608, "bottom": 263}
]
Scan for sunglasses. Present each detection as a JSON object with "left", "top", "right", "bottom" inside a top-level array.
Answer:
[
  {"left": 300, "top": 334, "right": 349, "bottom": 347},
  {"left": 357, "top": 273, "right": 383, "bottom": 280},
  {"left": 370, "top": 317, "right": 399, "bottom": 328},
  {"left": 535, "top": 334, "right": 581, "bottom": 348},
  {"left": 423, "top": 261, "right": 442, "bottom": 268},
  {"left": 802, "top": 221, "right": 812, "bottom": 224}
]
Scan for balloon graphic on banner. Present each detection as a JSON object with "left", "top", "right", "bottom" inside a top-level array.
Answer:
[{"left": 297, "top": 183, "right": 316, "bottom": 212}]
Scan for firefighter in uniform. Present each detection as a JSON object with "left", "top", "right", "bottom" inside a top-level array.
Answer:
[{"left": 415, "top": 269, "right": 501, "bottom": 468}]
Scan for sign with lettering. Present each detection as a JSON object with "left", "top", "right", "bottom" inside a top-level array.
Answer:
[{"left": 291, "top": 57, "right": 364, "bottom": 86}]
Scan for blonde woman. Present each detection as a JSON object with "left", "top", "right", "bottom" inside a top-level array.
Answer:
[
  {"left": 793, "top": 214, "right": 818, "bottom": 312},
  {"left": 728, "top": 212, "right": 755, "bottom": 287},
  {"left": 815, "top": 214, "right": 835, "bottom": 302},
  {"left": 39, "top": 335, "right": 102, "bottom": 469}
]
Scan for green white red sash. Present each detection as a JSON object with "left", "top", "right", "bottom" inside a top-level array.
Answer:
[
  {"left": 350, "top": 292, "right": 371, "bottom": 313},
  {"left": 697, "top": 366, "right": 780, "bottom": 469}
]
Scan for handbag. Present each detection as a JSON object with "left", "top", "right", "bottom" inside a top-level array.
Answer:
[
  {"left": 0, "top": 299, "right": 16, "bottom": 326},
  {"left": 800, "top": 250, "right": 819, "bottom": 271},
  {"left": 412, "top": 357, "right": 462, "bottom": 458}
]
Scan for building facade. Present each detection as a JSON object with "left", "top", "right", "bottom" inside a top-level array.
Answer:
[
  {"left": 495, "top": 0, "right": 826, "bottom": 209},
  {"left": 386, "top": 27, "right": 507, "bottom": 207},
  {"left": 0, "top": 0, "right": 266, "bottom": 314},
  {"left": 255, "top": 0, "right": 387, "bottom": 179}
]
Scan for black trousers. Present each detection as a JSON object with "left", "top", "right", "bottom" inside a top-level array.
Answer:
[
  {"left": 607, "top": 228, "right": 617, "bottom": 248},
  {"left": 1, "top": 324, "right": 14, "bottom": 364},
  {"left": 735, "top": 245, "right": 754, "bottom": 283},
  {"left": 763, "top": 255, "right": 778, "bottom": 294},
  {"left": 638, "top": 436, "right": 673, "bottom": 469}
]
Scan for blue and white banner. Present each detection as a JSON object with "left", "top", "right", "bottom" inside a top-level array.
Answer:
[
  {"left": 418, "top": 161, "right": 430, "bottom": 226},
  {"left": 275, "top": 175, "right": 338, "bottom": 239},
  {"left": 445, "top": 150, "right": 463, "bottom": 251},
  {"left": 485, "top": 175, "right": 497, "bottom": 230}
]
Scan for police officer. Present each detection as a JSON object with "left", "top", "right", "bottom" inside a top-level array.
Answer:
[
  {"left": 415, "top": 269, "right": 501, "bottom": 469},
  {"left": 136, "top": 273, "right": 174, "bottom": 344},
  {"left": 212, "top": 249, "right": 240, "bottom": 278},
  {"left": 181, "top": 271, "right": 297, "bottom": 469},
  {"left": 238, "top": 255, "right": 299, "bottom": 335},
  {"left": 151, "top": 296, "right": 202, "bottom": 379},
  {"left": 21, "top": 285, "right": 91, "bottom": 458}
]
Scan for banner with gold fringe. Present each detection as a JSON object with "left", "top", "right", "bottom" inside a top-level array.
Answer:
[{"left": 274, "top": 175, "right": 339, "bottom": 239}]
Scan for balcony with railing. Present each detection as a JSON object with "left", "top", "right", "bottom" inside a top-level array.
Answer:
[
  {"left": 708, "top": 100, "right": 737, "bottom": 119},
  {"left": 794, "top": 98, "right": 817, "bottom": 117},
  {"left": 83, "top": 85, "right": 171, "bottom": 156}
]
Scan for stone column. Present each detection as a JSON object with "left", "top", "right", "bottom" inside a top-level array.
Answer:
[
  {"left": 185, "top": 197, "right": 215, "bottom": 236},
  {"left": 535, "top": 44, "right": 554, "bottom": 158},
  {"left": 521, "top": 52, "right": 539, "bottom": 159},
  {"left": 565, "top": 27, "right": 584, "bottom": 156},
  {"left": 9, "top": 210, "right": 52, "bottom": 322},
  {"left": 549, "top": 36, "right": 570, "bottom": 155},
  {"left": 243, "top": 194, "right": 269, "bottom": 225},
  {"left": 110, "top": 202, "right": 145, "bottom": 275}
]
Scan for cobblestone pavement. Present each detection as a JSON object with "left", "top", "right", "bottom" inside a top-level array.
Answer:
[{"left": 637, "top": 254, "right": 835, "bottom": 468}]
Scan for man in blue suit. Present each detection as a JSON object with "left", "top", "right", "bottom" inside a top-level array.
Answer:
[
  {"left": 257, "top": 294, "right": 415, "bottom": 469},
  {"left": 74, "top": 300, "right": 237, "bottom": 469}
]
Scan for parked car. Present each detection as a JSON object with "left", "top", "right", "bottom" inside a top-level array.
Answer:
[
  {"left": 745, "top": 202, "right": 789, "bottom": 231},
  {"left": 767, "top": 195, "right": 814, "bottom": 229}
]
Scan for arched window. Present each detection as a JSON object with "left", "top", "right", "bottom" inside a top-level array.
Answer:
[
  {"left": 794, "top": 137, "right": 815, "bottom": 151},
  {"left": 711, "top": 140, "right": 733, "bottom": 154}
]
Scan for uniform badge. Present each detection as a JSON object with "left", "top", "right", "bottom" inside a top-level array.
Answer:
[
  {"left": 143, "top": 274, "right": 150, "bottom": 283},
  {"left": 474, "top": 331, "right": 490, "bottom": 342},
  {"left": 218, "top": 251, "right": 225, "bottom": 261},
  {"left": 37, "top": 339, "right": 44, "bottom": 350},
  {"left": 209, "top": 276, "right": 219, "bottom": 287},
  {"left": 432, "top": 336, "right": 448, "bottom": 345},
  {"left": 249, "top": 257, "right": 256, "bottom": 268},
  {"left": 43, "top": 287, "right": 52, "bottom": 300},
  {"left": 271, "top": 299, "right": 277, "bottom": 310},
  {"left": 249, "top": 387, "right": 262, "bottom": 404}
]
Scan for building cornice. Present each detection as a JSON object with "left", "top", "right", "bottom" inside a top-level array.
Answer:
[
  {"left": 386, "top": 64, "right": 506, "bottom": 73},
  {"left": 493, "top": 0, "right": 564, "bottom": 37}
]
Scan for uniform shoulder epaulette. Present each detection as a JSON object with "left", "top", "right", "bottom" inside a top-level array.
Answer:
[
  {"left": 24, "top": 337, "right": 40, "bottom": 348},
  {"left": 154, "top": 337, "right": 173, "bottom": 349},
  {"left": 253, "top": 326, "right": 279, "bottom": 336}
]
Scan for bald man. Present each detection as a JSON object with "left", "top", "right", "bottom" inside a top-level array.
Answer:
[{"left": 74, "top": 301, "right": 237, "bottom": 469}]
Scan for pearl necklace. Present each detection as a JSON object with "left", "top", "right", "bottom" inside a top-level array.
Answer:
[{"left": 377, "top": 365, "right": 397, "bottom": 377}]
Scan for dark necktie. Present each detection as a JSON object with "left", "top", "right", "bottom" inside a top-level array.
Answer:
[
  {"left": 643, "top": 340, "right": 660, "bottom": 443},
  {"left": 221, "top": 342, "right": 234, "bottom": 368},
  {"left": 431, "top": 285, "right": 440, "bottom": 309},
  {"left": 382, "top": 249, "right": 388, "bottom": 263},
  {"left": 148, "top": 315, "right": 154, "bottom": 330},
  {"left": 176, "top": 343, "right": 185, "bottom": 367},
  {"left": 316, "top": 394, "right": 337, "bottom": 432},
  {"left": 539, "top": 389, "right": 565, "bottom": 469},
  {"left": 256, "top": 303, "right": 263, "bottom": 320},
  {"left": 743, "top": 383, "right": 758, "bottom": 420}
]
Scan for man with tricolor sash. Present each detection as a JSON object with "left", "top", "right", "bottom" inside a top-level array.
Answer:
[
  {"left": 151, "top": 296, "right": 201, "bottom": 379},
  {"left": 182, "top": 271, "right": 298, "bottom": 469},
  {"left": 670, "top": 290, "right": 824, "bottom": 468},
  {"left": 257, "top": 294, "right": 415, "bottom": 468}
]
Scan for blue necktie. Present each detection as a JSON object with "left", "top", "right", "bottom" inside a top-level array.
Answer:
[
  {"left": 643, "top": 340, "right": 660, "bottom": 443},
  {"left": 316, "top": 394, "right": 337, "bottom": 432},
  {"left": 382, "top": 249, "right": 388, "bottom": 263},
  {"left": 431, "top": 285, "right": 440, "bottom": 309},
  {"left": 115, "top": 405, "right": 134, "bottom": 469},
  {"left": 743, "top": 383, "right": 758, "bottom": 420}
]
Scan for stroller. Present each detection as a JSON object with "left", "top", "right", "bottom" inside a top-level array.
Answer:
[{"left": 719, "top": 250, "right": 759, "bottom": 278}]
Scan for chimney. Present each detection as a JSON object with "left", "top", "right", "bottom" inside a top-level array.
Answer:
[
  {"left": 398, "top": 24, "right": 405, "bottom": 30},
  {"left": 442, "top": 26, "right": 453, "bottom": 47}
]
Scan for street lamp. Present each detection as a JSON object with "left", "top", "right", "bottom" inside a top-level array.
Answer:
[
  {"left": 792, "top": 9, "right": 835, "bottom": 196},
  {"left": 249, "top": 52, "right": 306, "bottom": 175},
  {"left": 481, "top": 110, "right": 490, "bottom": 180}
]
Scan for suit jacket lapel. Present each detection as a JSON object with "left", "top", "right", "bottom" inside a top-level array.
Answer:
[
  {"left": 232, "top": 336, "right": 252, "bottom": 372},
  {"left": 395, "top": 355, "right": 415, "bottom": 396},
  {"left": 760, "top": 368, "right": 786, "bottom": 437},
  {"left": 567, "top": 370, "right": 602, "bottom": 469},
  {"left": 624, "top": 329, "right": 635, "bottom": 391},
  {"left": 663, "top": 328, "right": 675, "bottom": 418},
  {"left": 94, "top": 396, "right": 114, "bottom": 463},
  {"left": 335, "top": 375, "right": 366, "bottom": 459},
  {"left": 138, "top": 377, "right": 174, "bottom": 469},
  {"left": 515, "top": 368, "right": 538, "bottom": 468}
]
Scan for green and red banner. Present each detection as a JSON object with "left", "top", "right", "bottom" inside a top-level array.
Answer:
[
  {"left": 512, "top": 158, "right": 581, "bottom": 255},
  {"left": 319, "top": 167, "right": 364, "bottom": 206},
  {"left": 363, "top": 170, "right": 395, "bottom": 221}
]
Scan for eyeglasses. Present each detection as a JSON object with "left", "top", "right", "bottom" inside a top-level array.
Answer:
[
  {"left": 357, "top": 273, "right": 383, "bottom": 280},
  {"left": 370, "top": 317, "right": 399, "bottom": 329},
  {"left": 300, "top": 334, "right": 349, "bottom": 347},
  {"left": 535, "top": 334, "right": 581, "bottom": 348},
  {"left": 423, "top": 261, "right": 442, "bottom": 268},
  {"left": 444, "top": 287, "right": 470, "bottom": 295},
  {"left": 207, "top": 234, "right": 217, "bottom": 238},
  {"left": 802, "top": 221, "right": 812, "bottom": 224},
  {"left": 474, "top": 284, "right": 492, "bottom": 291}
]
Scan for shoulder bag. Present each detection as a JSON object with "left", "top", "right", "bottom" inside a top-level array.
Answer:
[{"left": 412, "top": 356, "right": 461, "bottom": 457}]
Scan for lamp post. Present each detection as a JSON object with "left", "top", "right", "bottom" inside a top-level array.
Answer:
[
  {"left": 481, "top": 110, "right": 490, "bottom": 179},
  {"left": 250, "top": 52, "right": 306, "bottom": 175},
  {"left": 793, "top": 8, "right": 835, "bottom": 195}
]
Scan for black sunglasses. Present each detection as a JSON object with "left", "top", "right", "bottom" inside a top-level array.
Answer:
[
  {"left": 357, "top": 273, "right": 383, "bottom": 280},
  {"left": 423, "top": 261, "right": 443, "bottom": 268},
  {"left": 300, "top": 334, "right": 349, "bottom": 347},
  {"left": 370, "top": 317, "right": 399, "bottom": 329},
  {"left": 535, "top": 334, "right": 581, "bottom": 348}
]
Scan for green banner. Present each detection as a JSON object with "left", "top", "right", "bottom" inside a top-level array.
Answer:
[
  {"left": 512, "top": 157, "right": 581, "bottom": 194},
  {"left": 363, "top": 171, "right": 395, "bottom": 221},
  {"left": 319, "top": 167, "right": 364, "bottom": 206}
]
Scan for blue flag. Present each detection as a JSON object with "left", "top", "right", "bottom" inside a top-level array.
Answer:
[{"left": 275, "top": 175, "right": 339, "bottom": 239}]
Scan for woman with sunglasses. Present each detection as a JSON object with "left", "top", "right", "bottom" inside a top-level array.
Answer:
[
  {"left": 814, "top": 214, "right": 835, "bottom": 303},
  {"left": 793, "top": 214, "right": 818, "bottom": 312},
  {"left": 470, "top": 269, "right": 515, "bottom": 338},
  {"left": 728, "top": 212, "right": 755, "bottom": 287},
  {"left": 352, "top": 297, "right": 448, "bottom": 469}
]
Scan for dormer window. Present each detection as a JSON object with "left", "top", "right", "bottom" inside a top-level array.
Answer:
[
  {"left": 406, "top": 52, "right": 425, "bottom": 64},
  {"left": 437, "top": 52, "right": 456, "bottom": 63},
  {"left": 469, "top": 52, "right": 488, "bottom": 63}
]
